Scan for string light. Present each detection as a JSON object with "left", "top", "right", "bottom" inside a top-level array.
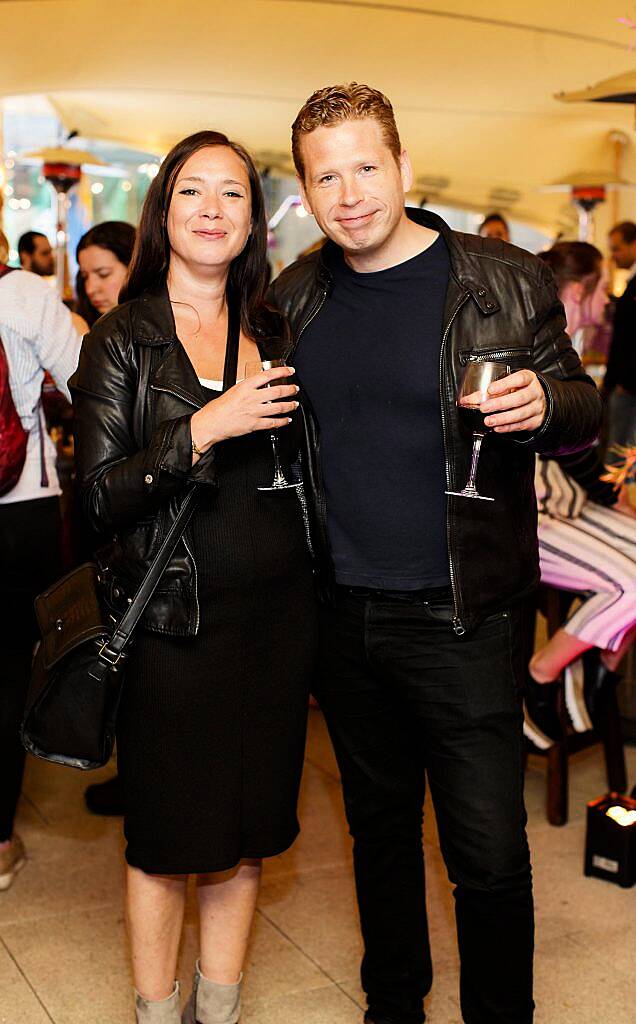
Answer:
[
  {"left": 91, "top": 181, "right": 104, "bottom": 195},
  {"left": 138, "top": 162, "right": 160, "bottom": 179}
]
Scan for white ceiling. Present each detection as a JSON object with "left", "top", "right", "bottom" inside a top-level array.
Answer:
[{"left": 3, "top": 1, "right": 636, "bottom": 231}]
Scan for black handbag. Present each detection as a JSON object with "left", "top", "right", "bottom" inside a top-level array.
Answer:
[{"left": 21, "top": 486, "right": 200, "bottom": 770}]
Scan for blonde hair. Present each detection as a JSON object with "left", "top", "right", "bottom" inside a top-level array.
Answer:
[
  {"left": 0, "top": 229, "right": 9, "bottom": 264},
  {"left": 291, "top": 82, "right": 402, "bottom": 180}
]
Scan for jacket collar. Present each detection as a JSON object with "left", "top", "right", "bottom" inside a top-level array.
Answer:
[
  {"left": 135, "top": 282, "right": 280, "bottom": 410},
  {"left": 131, "top": 283, "right": 205, "bottom": 408},
  {"left": 316, "top": 207, "right": 501, "bottom": 316},
  {"left": 131, "top": 281, "right": 285, "bottom": 354},
  {"left": 151, "top": 340, "right": 205, "bottom": 410},
  {"left": 133, "top": 281, "right": 178, "bottom": 347}
]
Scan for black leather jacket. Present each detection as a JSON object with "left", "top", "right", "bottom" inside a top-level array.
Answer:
[
  {"left": 269, "top": 208, "right": 602, "bottom": 633},
  {"left": 70, "top": 285, "right": 294, "bottom": 636}
]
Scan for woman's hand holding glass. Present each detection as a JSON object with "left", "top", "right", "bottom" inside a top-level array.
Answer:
[{"left": 190, "top": 365, "right": 299, "bottom": 458}]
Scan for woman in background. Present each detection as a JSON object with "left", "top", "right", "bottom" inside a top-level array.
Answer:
[
  {"left": 76, "top": 220, "right": 136, "bottom": 326},
  {"left": 75, "top": 221, "right": 137, "bottom": 814}
]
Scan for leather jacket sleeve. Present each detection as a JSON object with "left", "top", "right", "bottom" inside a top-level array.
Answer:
[
  {"left": 518, "top": 262, "right": 602, "bottom": 455},
  {"left": 70, "top": 318, "right": 215, "bottom": 533}
]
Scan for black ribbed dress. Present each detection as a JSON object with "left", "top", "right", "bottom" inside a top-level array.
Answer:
[{"left": 116, "top": 386, "right": 317, "bottom": 874}]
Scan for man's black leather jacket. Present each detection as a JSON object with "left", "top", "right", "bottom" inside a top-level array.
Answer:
[
  {"left": 269, "top": 208, "right": 602, "bottom": 633},
  {"left": 69, "top": 285, "right": 291, "bottom": 636}
]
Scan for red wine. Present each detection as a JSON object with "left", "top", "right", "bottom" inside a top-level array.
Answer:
[{"left": 457, "top": 403, "right": 490, "bottom": 433}]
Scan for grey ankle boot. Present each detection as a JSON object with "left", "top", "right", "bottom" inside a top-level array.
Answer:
[
  {"left": 182, "top": 962, "right": 242, "bottom": 1024},
  {"left": 135, "top": 982, "right": 181, "bottom": 1023}
]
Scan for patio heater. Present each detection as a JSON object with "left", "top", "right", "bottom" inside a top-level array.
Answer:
[
  {"left": 22, "top": 147, "right": 105, "bottom": 298},
  {"left": 539, "top": 172, "right": 632, "bottom": 243},
  {"left": 555, "top": 76, "right": 636, "bottom": 237}
]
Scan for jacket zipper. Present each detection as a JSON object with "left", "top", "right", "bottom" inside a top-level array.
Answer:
[
  {"left": 440, "top": 289, "right": 470, "bottom": 636},
  {"left": 149, "top": 382, "right": 201, "bottom": 632},
  {"left": 295, "top": 477, "right": 315, "bottom": 557},
  {"left": 459, "top": 346, "right": 532, "bottom": 365},
  {"left": 290, "top": 288, "right": 330, "bottom": 562},
  {"left": 150, "top": 383, "right": 200, "bottom": 408},
  {"left": 182, "top": 530, "right": 200, "bottom": 633}
]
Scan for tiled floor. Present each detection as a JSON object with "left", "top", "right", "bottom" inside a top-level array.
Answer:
[{"left": 1, "top": 710, "right": 634, "bottom": 1024}]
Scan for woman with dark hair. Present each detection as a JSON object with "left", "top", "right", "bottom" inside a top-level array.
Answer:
[
  {"left": 70, "top": 132, "right": 317, "bottom": 1024},
  {"left": 524, "top": 242, "right": 636, "bottom": 747},
  {"left": 75, "top": 221, "right": 136, "bottom": 325},
  {"left": 75, "top": 222, "right": 138, "bottom": 817}
]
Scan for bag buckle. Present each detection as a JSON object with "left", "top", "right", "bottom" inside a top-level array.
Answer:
[{"left": 98, "top": 641, "right": 124, "bottom": 668}]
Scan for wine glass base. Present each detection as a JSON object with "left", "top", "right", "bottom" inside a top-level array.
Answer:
[
  {"left": 445, "top": 489, "right": 495, "bottom": 502},
  {"left": 258, "top": 483, "right": 299, "bottom": 491}
]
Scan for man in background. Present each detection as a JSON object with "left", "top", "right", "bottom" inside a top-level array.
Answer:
[
  {"left": 18, "top": 230, "right": 55, "bottom": 277},
  {"left": 606, "top": 220, "right": 636, "bottom": 450},
  {"left": 478, "top": 212, "right": 510, "bottom": 242},
  {"left": 0, "top": 262, "right": 80, "bottom": 891}
]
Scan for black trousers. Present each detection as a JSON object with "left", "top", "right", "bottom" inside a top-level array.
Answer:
[
  {"left": 0, "top": 497, "right": 61, "bottom": 840},
  {"left": 316, "top": 588, "right": 534, "bottom": 1024}
]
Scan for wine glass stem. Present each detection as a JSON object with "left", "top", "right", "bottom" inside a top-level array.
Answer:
[
  {"left": 270, "top": 433, "right": 287, "bottom": 484},
  {"left": 466, "top": 432, "right": 485, "bottom": 491}
]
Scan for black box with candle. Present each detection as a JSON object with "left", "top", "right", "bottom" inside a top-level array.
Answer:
[{"left": 584, "top": 792, "right": 636, "bottom": 888}]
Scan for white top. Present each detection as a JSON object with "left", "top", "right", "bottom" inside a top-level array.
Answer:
[
  {"left": 0, "top": 270, "right": 82, "bottom": 504},
  {"left": 198, "top": 377, "right": 223, "bottom": 391}
]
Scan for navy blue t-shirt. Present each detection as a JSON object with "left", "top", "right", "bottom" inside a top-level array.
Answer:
[{"left": 295, "top": 235, "right": 451, "bottom": 589}]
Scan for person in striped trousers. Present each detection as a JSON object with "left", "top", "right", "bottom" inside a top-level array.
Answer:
[{"left": 525, "top": 242, "right": 636, "bottom": 746}]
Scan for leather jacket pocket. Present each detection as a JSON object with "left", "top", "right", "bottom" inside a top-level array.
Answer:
[{"left": 459, "top": 346, "right": 532, "bottom": 368}]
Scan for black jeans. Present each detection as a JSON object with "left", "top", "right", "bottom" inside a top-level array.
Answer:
[
  {"left": 0, "top": 497, "right": 61, "bottom": 840},
  {"left": 316, "top": 587, "right": 534, "bottom": 1024}
]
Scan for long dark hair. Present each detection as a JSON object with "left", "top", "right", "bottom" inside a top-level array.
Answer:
[
  {"left": 538, "top": 242, "right": 602, "bottom": 294},
  {"left": 120, "top": 130, "right": 270, "bottom": 337},
  {"left": 75, "top": 221, "right": 136, "bottom": 325}
]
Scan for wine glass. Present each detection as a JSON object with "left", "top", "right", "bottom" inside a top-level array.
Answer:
[
  {"left": 245, "top": 357, "right": 299, "bottom": 491},
  {"left": 446, "top": 360, "right": 511, "bottom": 502}
]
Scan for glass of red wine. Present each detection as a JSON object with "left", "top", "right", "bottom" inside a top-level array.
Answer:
[{"left": 446, "top": 359, "right": 511, "bottom": 502}]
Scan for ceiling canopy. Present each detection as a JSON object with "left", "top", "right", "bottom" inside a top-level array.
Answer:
[{"left": 2, "top": 0, "right": 636, "bottom": 231}]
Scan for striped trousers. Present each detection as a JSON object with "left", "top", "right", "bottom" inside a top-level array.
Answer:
[{"left": 538, "top": 502, "right": 636, "bottom": 652}]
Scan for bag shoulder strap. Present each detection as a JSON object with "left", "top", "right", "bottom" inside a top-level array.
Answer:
[{"left": 97, "top": 487, "right": 200, "bottom": 670}]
